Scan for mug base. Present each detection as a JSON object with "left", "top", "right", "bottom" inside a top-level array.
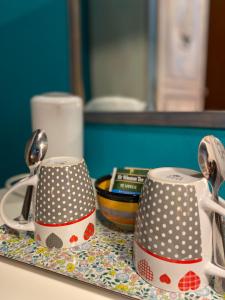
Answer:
[
  {"left": 34, "top": 209, "right": 96, "bottom": 249},
  {"left": 133, "top": 240, "right": 208, "bottom": 293}
]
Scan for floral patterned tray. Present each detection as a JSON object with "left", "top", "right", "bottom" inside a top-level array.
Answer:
[{"left": 0, "top": 212, "right": 222, "bottom": 300}]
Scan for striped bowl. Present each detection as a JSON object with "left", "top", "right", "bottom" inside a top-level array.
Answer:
[{"left": 95, "top": 175, "right": 139, "bottom": 231}]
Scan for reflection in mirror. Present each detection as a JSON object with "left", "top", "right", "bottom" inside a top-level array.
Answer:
[{"left": 70, "top": 0, "right": 225, "bottom": 112}]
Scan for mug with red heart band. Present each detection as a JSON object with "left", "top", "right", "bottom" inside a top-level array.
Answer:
[
  {"left": 134, "top": 167, "right": 225, "bottom": 293},
  {"left": 0, "top": 157, "right": 96, "bottom": 249}
]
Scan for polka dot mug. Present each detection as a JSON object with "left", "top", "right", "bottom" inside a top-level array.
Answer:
[
  {"left": 0, "top": 157, "right": 96, "bottom": 249},
  {"left": 134, "top": 167, "right": 225, "bottom": 292}
]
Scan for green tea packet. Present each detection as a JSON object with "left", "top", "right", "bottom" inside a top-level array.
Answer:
[{"left": 109, "top": 167, "right": 150, "bottom": 195}]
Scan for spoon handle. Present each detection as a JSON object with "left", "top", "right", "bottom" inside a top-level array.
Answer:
[
  {"left": 212, "top": 195, "right": 225, "bottom": 293},
  {"left": 213, "top": 213, "right": 225, "bottom": 265},
  {"left": 19, "top": 185, "right": 33, "bottom": 222}
]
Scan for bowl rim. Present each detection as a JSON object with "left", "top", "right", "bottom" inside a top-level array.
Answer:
[{"left": 95, "top": 174, "right": 139, "bottom": 203}]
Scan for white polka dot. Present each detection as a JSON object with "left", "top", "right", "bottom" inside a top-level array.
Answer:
[{"left": 175, "top": 245, "right": 179, "bottom": 249}]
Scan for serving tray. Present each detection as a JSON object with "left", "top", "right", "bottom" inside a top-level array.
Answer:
[{"left": 0, "top": 212, "right": 222, "bottom": 300}]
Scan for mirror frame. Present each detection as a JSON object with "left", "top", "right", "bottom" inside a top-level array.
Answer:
[
  {"left": 69, "top": 0, "right": 225, "bottom": 129},
  {"left": 84, "top": 111, "right": 225, "bottom": 128}
]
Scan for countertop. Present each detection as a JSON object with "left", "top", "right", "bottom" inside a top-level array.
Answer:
[{"left": 0, "top": 188, "right": 123, "bottom": 300}]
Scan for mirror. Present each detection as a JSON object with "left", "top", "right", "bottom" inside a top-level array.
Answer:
[{"left": 70, "top": 0, "right": 225, "bottom": 114}]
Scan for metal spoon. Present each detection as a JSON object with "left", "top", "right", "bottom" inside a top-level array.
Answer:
[
  {"left": 198, "top": 135, "right": 225, "bottom": 293},
  {"left": 16, "top": 129, "right": 48, "bottom": 223}
]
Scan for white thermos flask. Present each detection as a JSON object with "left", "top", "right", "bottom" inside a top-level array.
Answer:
[{"left": 31, "top": 92, "right": 83, "bottom": 158}]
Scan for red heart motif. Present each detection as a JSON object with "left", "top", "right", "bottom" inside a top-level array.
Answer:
[
  {"left": 70, "top": 235, "right": 78, "bottom": 243},
  {"left": 84, "top": 223, "right": 95, "bottom": 240},
  {"left": 178, "top": 271, "right": 201, "bottom": 291},
  {"left": 137, "top": 259, "right": 153, "bottom": 281},
  {"left": 160, "top": 274, "right": 171, "bottom": 284},
  {"left": 36, "top": 234, "right": 41, "bottom": 241}
]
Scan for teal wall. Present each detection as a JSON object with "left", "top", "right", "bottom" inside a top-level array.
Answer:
[
  {"left": 0, "top": 0, "right": 70, "bottom": 186},
  {"left": 1, "top": 0, "right": 225, "bottom": 201},
  {"left": 85, "top": 124, "right": 225, "bottom": 196}
]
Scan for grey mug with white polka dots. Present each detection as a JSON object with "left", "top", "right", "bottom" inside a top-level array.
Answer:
[
  {"left": 133, "top": 167, "right": 225, "bottom": 292},
  {"left": 0, "top": 157, "right": 96, "bottom": 249}
]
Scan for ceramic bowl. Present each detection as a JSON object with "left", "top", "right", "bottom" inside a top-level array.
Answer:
[{"left": 95, "top": 175, "right": 139, "bottom": 231}]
